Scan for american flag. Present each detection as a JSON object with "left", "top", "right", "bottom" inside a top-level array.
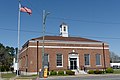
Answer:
[{"left": 20, "top": 6, "right": 32, "bottom": 15}]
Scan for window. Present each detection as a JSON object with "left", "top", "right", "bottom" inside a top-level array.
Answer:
[
  {"left": 64, "top": 26, "right": 66, "bottom": 31},
  {"left": 96, "top": 54, "right": 101, "bottom": 65},
  {"left": 56, "top": 54, "right": 63, "bottom": 67},
  {"left": 44, "top": 54, "right": 49, "bottom": 66},
  {"left": 26, "top": 55, "right": 28, "bottom": 67},
  {"left": 84, "top": 54, "right": 90, "bottom": 65}
]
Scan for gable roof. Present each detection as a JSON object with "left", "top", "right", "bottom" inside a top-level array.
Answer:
[{"left": 31, "top": 36, "right": 101, "bottom": 42}]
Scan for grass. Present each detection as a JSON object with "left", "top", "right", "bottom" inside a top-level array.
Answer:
[
  {"left": 16, "top": 74, "right": 38, "bottom": 80},
  {"left": 113, "top": 69, "right": 120, "bottom": 74},
  {"left": 1, "top": 73, "right": 38, "bottom": 80},
  {"left": 19, "top": 74, "right": 38, "bottom": 78},
  {"left": 1, "top": 73, "right": 16, "bottom": 78},
  {"left": 1, "top": 69, "right": 120, "bottom": 79}
]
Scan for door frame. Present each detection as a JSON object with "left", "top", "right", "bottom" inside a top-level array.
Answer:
[
  {"left": 70, "top": 58, "right": 77, "bottom": 70},
  {"left": 68, "top": 52, "right": 79, "bottom": 70}
]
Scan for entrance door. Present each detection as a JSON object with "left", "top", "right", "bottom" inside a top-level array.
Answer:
[{"left": 70, "top": 58, "right": 77, "bottom": 70}]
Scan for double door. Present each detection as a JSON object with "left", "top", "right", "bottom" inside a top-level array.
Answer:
[{"left": 70, "top": 58, "right": 77, "bottom": 70}]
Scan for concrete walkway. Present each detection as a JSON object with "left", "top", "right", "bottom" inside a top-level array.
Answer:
[
  {"left": 11, "top": 76, "right": 36, "bottom": 80},
  {"left": 6, "top": 74, "right": 120, "bottom": 80},
  {"left": 0, "top": 72, "right": 3, "bottom": 80},
  {"left": 39, "top": 74, "right": 120, "bottom": 79},
  {"left": 10, "top": 76, "right": 19, "bottom": 80}
]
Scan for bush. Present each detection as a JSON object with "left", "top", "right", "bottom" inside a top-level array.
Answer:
[
  {"left": 0, "top": 66, "right": 5, "bottom": 72},
  {"left": 66, "top": 70, "right": 75, "bottom": 75},
  {"left": 106, "top": 68, "right": 114, "bottom": 73},
  {"left": 5, "top": 66, "right": 9, "bottom": 72},
  {"left": 10, "top": 67, "right": 14, "bottom": 72},
  {"left": 58, "top": 70, "right": 64, "bottom": 75},
  {"left": 50, "top": 70, "right": 57, "bottom": 75},
  {"left": 94, "top": 69, "right": 103, "bottom": 74},
  {"left": 88, "top": 70, "right": 94, "bottom": 74}
]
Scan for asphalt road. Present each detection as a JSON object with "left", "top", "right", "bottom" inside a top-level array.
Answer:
[{"left": 39, "top": 74, "right": 120, "bottom": 80}]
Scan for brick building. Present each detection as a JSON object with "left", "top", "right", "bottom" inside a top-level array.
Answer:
[{"left": 19, "top": 23, "right": 110, "bottom": 74}]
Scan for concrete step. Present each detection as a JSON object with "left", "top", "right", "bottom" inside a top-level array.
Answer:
[
  {"left": 15, "top": 79, "right": 33, "bottom": 80},
  {"left": 72, "top": 70, "right": 87, "bottom": 74}
]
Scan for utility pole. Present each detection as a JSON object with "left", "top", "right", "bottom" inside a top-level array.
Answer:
[
  {"left": 37, "top": 41, "right": 39, "bottom": 75},
  {"left": 41, "top": 10, "right": 50, "bottom": 78},
  {"left": 102, "top": 43, "right": 106, "bottom": 72}
]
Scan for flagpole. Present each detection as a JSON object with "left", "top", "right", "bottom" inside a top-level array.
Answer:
[{"left": 17, "top": 0, "right": 21, "bottom": 76}]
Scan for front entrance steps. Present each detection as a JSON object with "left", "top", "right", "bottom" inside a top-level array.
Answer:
[{"left": 72, "top": 70, "right": 87, "bottom": 74}]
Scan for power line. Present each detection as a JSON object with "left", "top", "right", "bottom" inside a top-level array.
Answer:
[
  {"left": 72, "top": 35, "right": 120, "bottom": 40},
  {"left": 46, "top": 31, "right": 120, "bottom": 40},
  {"left": 23, "top": 0, "right": 120, "bottom": 25},
  {"left": 49, "top": 16, "right": 120, "bottom": 25},
  {"left": 5, "top": 1, "right": 120, "bottom": 41},
  {"left": 0, "top": 27, "right": 42, "bottom": 34},
  {"left": 1, "top": 27, "right": 120, "bottom": 40},
  {"left": 25, "top": 0, "right": 42, "bottom": 15}
]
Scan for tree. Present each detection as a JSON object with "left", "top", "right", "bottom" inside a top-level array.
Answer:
[
  {"left": 110, "top": 51, "right": 120, "bottom": 63},
  {"left": 0, "top": 43, "right": 15, "bottom": 71},
  {"left": 0, "top": 43, "right": 6, "bottom": 65},
  {"left": 5, "top": 46, "right": 15, "bottom": 66}
]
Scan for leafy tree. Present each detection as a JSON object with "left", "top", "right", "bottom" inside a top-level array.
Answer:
[
  {"left": 0, "top": 43, "right": 15, "bottom": 71},
  {"left": 110, "top": 51, "right": 120, "bottom": 63},
  {"left": 5, "top": 46, "right": 15, "bottom": 66},
  {"left": 0, "top": 43, "right": 6, "bottom": 65}
]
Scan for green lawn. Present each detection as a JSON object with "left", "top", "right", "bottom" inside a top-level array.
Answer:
[
  {"left": 1, "top": 73, "right": 38, "bottom": 80},
  {"left": 1, "top": 69, "right": 120, "bottom": 79},
  {"left": 1, "top": 73, "right": 16, "bottom": 78},
  {"left": 113, "top": 69, "right": 120, "bottom": 74},
  {"left": 19, "top": 74, "right": 38, "bottom": 78}
]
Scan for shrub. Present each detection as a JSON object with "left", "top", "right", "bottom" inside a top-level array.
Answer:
[
  {"left": 106, "top": 68, "right": 114, "bottom": 73},
  {"left": 94, "top": 69, "right": 103, "bottom": 74},
  {"left": 5, "top": 66, "right": 9, "bottom": 72},
  {"left": 50, "top": 70, "right": 57, "bottom": 75},
  {"left": 10, "top": 67, "right": 14, "bottom": 72},
  {"left": 66, "top": 70, "right": 75, "bottom": 75},
  {"left": 0, "top": 66, "right": 5, "bottom": 72},
  {"left": 58, "top": 70, "right": 64, "bottom": 75},
  {"left": 88, "top": 70, "right": 94, "bottom": 74}
]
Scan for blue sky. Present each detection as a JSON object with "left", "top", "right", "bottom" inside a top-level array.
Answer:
[{"left": 0, "top": 0, "right": 120, "bottom": 55}]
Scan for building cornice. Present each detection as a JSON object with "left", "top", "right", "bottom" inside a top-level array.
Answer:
[{"left": 29, "top": 40, "right": 109, "bottom": 45}]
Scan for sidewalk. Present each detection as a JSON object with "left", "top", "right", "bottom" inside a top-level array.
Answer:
[
  {"left": 8, "top": 74, "right": 120, "bottom": 80},
  {"left": 12, "top": 76, "right": 35, "bottom": 80},
  {"left": 39, "top": 74, "right": 120, "bottom": 79},
  {"left": 75, "top": 73, "right": 120, "bottom": 77},
  {"left": 10, "top": 76, "right": 18, "bottom": 80}
]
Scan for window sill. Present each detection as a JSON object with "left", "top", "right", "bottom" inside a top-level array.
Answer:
[
  {"left": 56, "top": 66, "right": 63, "bottom": 68},
  {"left": 85, "top": 65, "right": 90, "bottom": 67},
  {"left": 96, "top": 65, "right": 102, "bottom": 66}
]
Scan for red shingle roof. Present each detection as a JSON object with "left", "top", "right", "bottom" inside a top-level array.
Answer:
[{"left": 31, "top": 36, "right": 101, "bottom": 42}]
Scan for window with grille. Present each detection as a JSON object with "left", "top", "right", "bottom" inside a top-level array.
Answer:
[
  {"left": 84, "top": 54, "right": 90, "bottom": 65},
  {"left": 56, "top": 54, "right": 63, "bottom": 67},
  {"left": 96, "top": 54, "right": 101, "bottom": 65},
  {"left": 44, "top": 54, "right": 49, "bottom": 66}
]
